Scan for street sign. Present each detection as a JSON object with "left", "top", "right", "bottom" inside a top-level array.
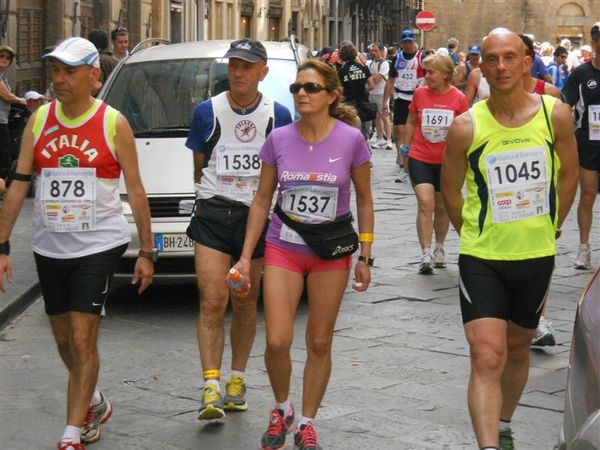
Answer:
[{"left": 415, "top": 10, "right": 436, "bottom": 32}]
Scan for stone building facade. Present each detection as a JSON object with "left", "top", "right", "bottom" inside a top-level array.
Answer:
[
  {"left": 4, "top": 1, "right": 598, "bottom": 96},
  {"left": 420, "top": 0, "right": 599, "bottom": 50}
]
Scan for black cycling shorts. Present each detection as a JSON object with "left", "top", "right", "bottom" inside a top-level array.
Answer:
[
  {"left": 34, "top": 243, "right": 128, "bottom": 316},
  {"left": 408, "top": 158, "right": 442, "bottom": 192},
  {"left": 576, "top": 133, "right": 600, "bottom": 171},
  {"left": 458, "top": 254, "right": 554, "bottom": 329},
  {"left": 393, "top": 98, "right": 411, "bottom": 125},
  {"left": 186, "top": 197, "right": 267, "bottom": 260}
]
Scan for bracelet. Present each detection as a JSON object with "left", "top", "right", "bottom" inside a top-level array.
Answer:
[{"left": 358, "top": 232, "right": 374, "bottom": 243}]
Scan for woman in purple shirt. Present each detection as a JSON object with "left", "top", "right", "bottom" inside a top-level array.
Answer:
[{"left": 235, "top": 60, "right": 374, "bottom": 450}]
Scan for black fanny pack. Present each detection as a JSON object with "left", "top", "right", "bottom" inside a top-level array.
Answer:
[{"left": 274, "top": 203, "right": 358, "bottom": 260}]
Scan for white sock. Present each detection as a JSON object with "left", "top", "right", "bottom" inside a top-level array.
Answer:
[
  {"left": 297, "top": 416, "right": 314, "bottom": 429},
  {"left": 91, "top": 388, "right": 102, "bottom": 406},
  {"left": 480, "top": 447, "right": 499, "bottom": 450},
  {"left": 275, "top": 399, "right": 291, "bottom": 416},
  {"left": 499, "top": 419, "right": 511, "bottom": 430},
  {"left": 422, "top": 246, "right": 431, "bottom": 254},
  {"left": 61, "top": 425, "right": 81, "bottom": 443},
  {"left": 205, "top": 379, "right": 220, "bottom": 390},
  {"left": 581, "top": 243, "right": 590, "bottom": 249},
  {"left": 435, "top": 242, "right": 444, "bottom": 250},
  {"left": 230, "top": 370, "right": 245, "bottom": 379}
]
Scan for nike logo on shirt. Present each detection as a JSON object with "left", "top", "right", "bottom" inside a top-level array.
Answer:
[{"left": 329, "top": 157, "right": 342, "bottom": 163}]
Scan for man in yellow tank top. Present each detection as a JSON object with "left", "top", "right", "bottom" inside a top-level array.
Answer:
[{"left": 442, "top": 29, "right": 579, "bottom": 450}]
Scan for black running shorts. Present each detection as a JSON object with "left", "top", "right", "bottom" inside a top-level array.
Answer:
[
  {"left": 458, "top": 254, "right": 555, "bottom": 329},
  {"left": 393, "top": 98, "right": 411, "bottom": 125},
  {"left": 576, "top": 133, "right": 600, "bottom": 171},
  {"left": 186, "top": 198, "right": 267, "bottom": 260},
  {"left": 408, "top": 158, "right": 442, "bottom": 192},
  {"left": 34, "top": 243, "right": 128, "bottom": 316}
]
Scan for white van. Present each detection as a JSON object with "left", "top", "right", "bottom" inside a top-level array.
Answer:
[{"left": 99, "top": 38, "right": 309, "bottom": 280}]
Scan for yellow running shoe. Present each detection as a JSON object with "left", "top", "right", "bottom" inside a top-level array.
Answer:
[
  {"left": 197, "top": 384, "right": 225, "bottom": 420},
  {"left": 224, "top": 375, "right": 248, "bottom": 411}
]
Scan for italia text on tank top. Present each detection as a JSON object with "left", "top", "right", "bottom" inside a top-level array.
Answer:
[
  {"left": 196, "top": 92, "right": 276, "bottom": 206},
  {"left": 31, "top": 100, "right": 129, "bottom": 258},
  {"left": 460, "top": 96, "right": 560, "bottom": 261}
]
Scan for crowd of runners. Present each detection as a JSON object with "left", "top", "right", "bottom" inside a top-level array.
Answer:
[{"left": 0, "top": 19, "right": 599, "bottom": 450}]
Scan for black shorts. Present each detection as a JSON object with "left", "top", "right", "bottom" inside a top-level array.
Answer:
[
  {"left": 408, "top": 158, "right": 442, "bottom": 192},
  {"left": 458, "top": 254, "right": 555, "bottom": 329},
  {"left": 186, "top": 197, "right": 267, "bottom": 260},
  {"left": 34, "top": 243, "right": 128, "bottom": 316},
  {"left": 576, "top": 133, "right": 600, "bottom": 171},
  {"left": 393, "top": 98, "right": 411, "bottom": 125}
]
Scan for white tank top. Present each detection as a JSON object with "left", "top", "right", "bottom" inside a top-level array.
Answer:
[
  {"left": 196, "top": 92, "right": 275, "bottom": 206},
  {"left": 477, "top": 74, "right": 490, "bottom": 102}
]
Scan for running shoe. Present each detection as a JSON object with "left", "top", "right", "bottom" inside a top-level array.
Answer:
[
  {"left": 385, "top": 140, "right": 394, "bottom": 150},
  {"left": 294, "top": 422, "right": 322, "bottom": 450},
  {"left": 575, "top": 244, "right": 592, "bottom": 270},
  {"left": 223, "top": 375, "right": 248, "bottom": 411},
  {"left": 57, "top": 442, "right": 86, "bottom": 450},
  {"left": 531, "top": 317, "right": 556, "bottom": 347},
  {"left": 419, "top": 251, "right": 434, "bottom": 274},
  {"left": 197, "top": 384, "right": 225, "bottom": 420},
  {"left": 499, "top": 427, "right": 515, "bottom": 450},
  {"left": 81, "top": 392, "right": 113, "bottom": 444},
  {"left": 368, "top": 135, "right": 378, "bottom": 147},
  {"left": 433, "top": 247, "right": 447, "bottom": 268},
  {"left": 260, "top": 406, "right": 295, "bottom": 450}
]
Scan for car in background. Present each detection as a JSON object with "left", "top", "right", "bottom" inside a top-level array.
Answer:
[
  {"left": 555, "top": 268, "right": 600, "bottom": 450},
  {"left": 99, "top": 38, "right": 309, "bottom": 281}
]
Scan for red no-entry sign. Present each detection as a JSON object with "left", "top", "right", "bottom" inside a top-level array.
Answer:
[{"left": 416, "top": 10, "right": 436, "bottom": 32}]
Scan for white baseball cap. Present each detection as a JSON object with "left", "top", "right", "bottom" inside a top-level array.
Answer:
[
  {"left": 23, "top": 91, "right": 44, "bottom": 101},
  {"left": 43, "top": 37, "right": 100, "bottom": 67}
]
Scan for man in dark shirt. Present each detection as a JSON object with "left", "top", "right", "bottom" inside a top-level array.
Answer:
[
  {"left": 337, "top": 42, "right": 373, "bottom": 137},
  {"left": 561, "top": 22, "right": 600, "bottom": 270}
]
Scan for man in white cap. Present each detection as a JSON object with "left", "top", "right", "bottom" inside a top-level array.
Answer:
[
  {"left": 23, "top": 90, "right": 45, "bottom": 112},
  {"left": 0, "top": 37, "right": 154, "bottom": 450}
]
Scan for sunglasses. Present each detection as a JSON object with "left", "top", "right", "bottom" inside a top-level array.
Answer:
[
  {"left": 289, "top": 82, "right": 330, "bottom": 94},
  {"left": 0, "top": 53, "right": 12, "bottom": 60}
]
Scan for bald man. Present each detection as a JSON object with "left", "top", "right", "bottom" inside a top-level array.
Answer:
[{"left": 442, "top": 29, "right": 578, "bottom": 450}]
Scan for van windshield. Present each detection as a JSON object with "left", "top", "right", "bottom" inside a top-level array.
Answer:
[{"left": 103, "top": 58, "right": 297, "bottom": 136}]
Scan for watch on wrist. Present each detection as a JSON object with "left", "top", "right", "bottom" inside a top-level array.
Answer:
[
  {"left": 138, "top": 249, "right": 158, "bottom": 263},
  {"left": 358, "top": 255, "right": 374, "bottom": 267},
  {"left": 0, "top": 240, "right": 9, "bottom": 256}
]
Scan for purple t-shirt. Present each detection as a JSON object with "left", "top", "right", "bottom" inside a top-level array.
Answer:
[{"left": 259, "top": 119, "right": 371, "bottom": 254}]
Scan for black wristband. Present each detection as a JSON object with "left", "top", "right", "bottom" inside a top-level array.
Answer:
[
  {"left": 11, "top": 172, "right": 32, "bottom": 182},
  {"left": 0, "top": 240, "right": 10, "bottom": 255},
  {"left": 358, "top": 255, "right": 374, "bottom": 267}
]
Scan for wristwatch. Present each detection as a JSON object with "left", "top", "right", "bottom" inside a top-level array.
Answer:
[
  {"left": 358, "top": 255, "right": 374, "bottom": 267},
  {"left": 0, "top": 240, "right": 9, "bottom": 256},
  {"left": 138, "top": 248, "right": 159, "bottom": 262}
]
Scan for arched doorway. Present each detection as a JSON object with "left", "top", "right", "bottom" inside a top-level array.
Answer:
[{"left": 556, "top": 2, "right": 585, "bottom": 46}]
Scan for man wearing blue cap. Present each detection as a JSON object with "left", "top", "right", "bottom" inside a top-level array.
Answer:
[
  {"left": 454, "top": 44, "right": 481, "bottom": 91},
  {"left": 0, "top": 37, "right": 154, "bottom": 450},
  {"left": 383, "top": 29, "right": 425, "bottom": 177}
]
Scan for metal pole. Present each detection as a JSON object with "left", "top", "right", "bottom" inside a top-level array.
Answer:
[{"left": 197, "top": 0, "right": 205, "bottom": 40}]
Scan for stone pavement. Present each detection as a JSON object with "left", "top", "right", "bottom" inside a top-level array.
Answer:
[
  {"left": 0, "top": 148, "right": 597, "bottom": 450},
  {"left": 0, "top": 198, "right": 39, "bottom": 327}
]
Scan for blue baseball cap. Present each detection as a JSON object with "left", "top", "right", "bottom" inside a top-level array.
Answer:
[
  {"left": 467, "top": 44, "right": 481, "bottom": 55},
  {"left": 401, "top": 30, "right": 416, "bottom": 42}
]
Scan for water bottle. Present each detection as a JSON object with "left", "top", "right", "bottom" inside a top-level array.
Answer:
[{"left": 226, "top": 268, "right": 249, "bottom": 298}]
